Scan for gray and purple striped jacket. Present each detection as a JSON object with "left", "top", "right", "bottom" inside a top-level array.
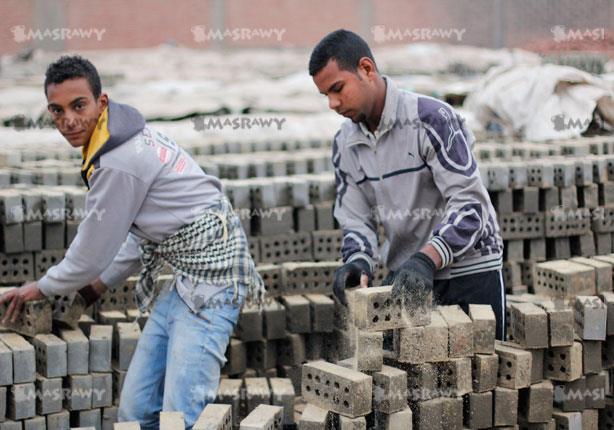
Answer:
[{"left": 333, "top": 77, "right": 503, "bottom": 280}]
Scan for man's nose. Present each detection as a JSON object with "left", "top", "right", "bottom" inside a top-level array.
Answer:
[{"left": 328, "top": 95, "right": 341, "bottom": 111}]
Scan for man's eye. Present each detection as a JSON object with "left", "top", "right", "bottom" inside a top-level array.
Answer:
[
  {"left": 51, "top": 108, "right": 62, "bottom": 115},
  {"left": 75, "top": 104, "right": 84, "bottom": 110}
]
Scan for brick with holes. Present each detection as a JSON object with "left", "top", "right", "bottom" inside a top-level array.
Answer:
[
  {"left": 494, "top": 341, "right": 532, "bottom": 389},
  {"left": 301, "top": 360, "right": 372, "bottom": 418},
  {"left": 31, "top": 334, "right": 67, "bottom": 378},
  {"left": 544, "top": 342, "right": 583, "bottom": 382},
  {"left": 239, "top": 404, "right": 283, "bottom": 430},
  {"left": 194, "top": 403, "right": 232, "bottom": 430}
]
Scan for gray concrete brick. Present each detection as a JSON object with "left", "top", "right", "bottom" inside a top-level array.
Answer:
[
  {"left": 102, "top": 406, "right": 118, "bottom": 430},
  {"left": 599, "top": 291, "right": 614, "bottom": 335},
  {"left": 160, "top": 411, "right": 184, "bottom": 429},
  {"left": 277, "top": 334, "right": 305, "bottom": 367},
  {"left": 7, "top": 382, "right": 35, "bottom": 420},
  {"left": 269, "top": 378, "right": 295, "bottom": 426},
  {"left": 396, "top": 325, "right": 423, "bottom": 364},
  {"left": 537, "top": 300, "right": 574, "bottom": 347},
  {"left": 32, "top": 334, "right": 67, "bottom": 378},
  {"left": 58, "top": 328, "right": 89, "bottom": 375},
  {"left": 582, "top": 340, "right": 602, "bottom": 374},
  {"left": 533, "top": 260, "right": 595, "bottom": 298},
  {"left": 237, "top": 303, "right": 264, "bottom": 341},
  {"left": 239, "top": 404, "right": 283, "bottom": 430},
  {"left": 554, "top": 377, "right": 586, "bottom": 412},
  {"left": 0, "top": 333, "right": 35, "bottom": 383},
  {"left": 244, "top": 378, "right": 271, "bottom": 415},
  {"left": 63, "top": 374, "right": 92, "bottom": 411},
  {"left": 0, "top": 290, "right": 52, "bottom": 337},
  {"left": 75, "top": 408, "right": 102, "bottom": 430},
  {"left": 305, "top": 294, "right": 334, "bottom": 333},
  {"left": 438, "top": 305, "right": 473, "bottom": 358},
  {"left": 510, "top": 302, "right": 548, "bottom": 349},
  {"left": 92, "top": 372, "right": 113, "bottom": 408},
  {"left": 194, "top": 403, "right": 232, "bottom": 430},
  {"left": 297, "top": 403, "right": 329, "bottom": 430},
  {"left": 519, "top": 380, "right": 554, "bottom": 423},
  {"left": 46, "top": 409, "right": 70, "bottom": 430},
  {"left": 574, "top": 295, "right": 607, "bottom": 340},
  {"left": 423, "top": 310, "right": 448, "bottom": 362},
  {"left": 494, "top": 387, "right": 518, "bottom": 427},
  {"left": 89, "top": 325, "right": 113, "bottom": 373},
  {"left": 463, "top": 391, "right": 492, "bottom": 429},
  {"left": 411, "top": 397, "right": 443, "bottom": 430},
  {"left": 372, "top": 365, "right": 406, "bottom": 415},
  {"left": 352, "top": 287, "right": 408, "bottom": 332},
  {"left": 247, "top": 340, "right": 277, "bottom": 371},
  {"left": 302, "top": 360, "right": 371, "bottom": 418},
  {"left": 35, "top": 375, "right": 62, "bottom": 415},
  {"left": 495, "top": 341, "right": 532, "bottom": 389},
  {"left": 216, "top": 378, "right": 243, "bottom": 427},
  {"left": 223, "top": 338, "right": 247, "bottom": 376},
  {"left": 552, "top": 410, "right": 582, "bottom": 429},
  {"left": 438, "top": 358, "right": 472, "bottom": 397},
  {"left": 570, "top": 257, "right": 612, "bottom": 293},
  {"left": 263, "top": 300, "right": 286, "bottom": 340},
  {"left": 113, "top": 322, "right": 140, "bottom": 371},
  {"left": 23, "top": 416, "right": 46, "bottom": 430},
  {"left": 468, "top": 304, "right": 495, "bottom": 354},
  {"left": 471, "top": 353, "right": 497, "bottom": 392},
  {"left": 280, "top": 295, "right": 311, "bottom": 334},
  {"left": 0, "top": 340, "right": 13, "bottom": 386},
  {"left": 354, "top": 330, "right": 382, "bottom": 371}
]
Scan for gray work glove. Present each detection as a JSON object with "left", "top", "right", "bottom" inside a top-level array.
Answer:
[
  {"left": 332, "top": 259, "right": 372, "bottom": 306},
  {"left": 391, "top": 252, "right": 435, "bottom": 310}
]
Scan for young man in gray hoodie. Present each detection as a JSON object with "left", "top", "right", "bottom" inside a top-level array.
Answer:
[
  {"left": 0, "top": 56, "right": 264, "bottom": 429},
  {"left": 310, "top": 30, "right": 505, "bottom": 339}
]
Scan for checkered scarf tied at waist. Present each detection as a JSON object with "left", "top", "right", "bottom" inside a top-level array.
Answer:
[{"left": 134, "top": 197, "right": 265, "bottom": 313}]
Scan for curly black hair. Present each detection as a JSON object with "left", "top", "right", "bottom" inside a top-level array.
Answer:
[
  {"left": 309, "top": 29, "right": 377, "bottom": 77},
  {"left": 44, "top": 55, "right": 102, "bottom": 99}
]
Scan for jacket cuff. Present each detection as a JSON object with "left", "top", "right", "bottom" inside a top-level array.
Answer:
[
  {"left": 347, "top": 252, "right": 374, "bottom": 274},
  {"left": 428, "top": 236, "right": 453, "bottom": 268}
]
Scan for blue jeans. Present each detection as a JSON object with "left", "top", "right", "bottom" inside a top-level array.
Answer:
[{"left": 118, "top": 284, "right": 244, "bottom": 429}]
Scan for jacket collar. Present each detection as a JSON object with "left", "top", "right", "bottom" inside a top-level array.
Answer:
[{"left": 346, "top": 75, "right": 400, "bottom": 147}]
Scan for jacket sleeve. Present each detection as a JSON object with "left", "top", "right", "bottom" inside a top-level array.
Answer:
[
  {"left": 37, "top": 168, "right": 149, "bottom": 297},
  {"left": 332, "top": 134, "right": 379, "bottom": 272},
  {"left": 98, "top": 233, "right": 143, "bottom": 290},
  {"left": 417, "top": 97, "right": 495, "bottom": 268}
]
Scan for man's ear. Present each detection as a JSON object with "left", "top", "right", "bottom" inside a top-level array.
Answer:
[
  {"left": 98, "top": 93, "right": 109, "bottom": 112},
  {"left": 358, "top": 57, "right": 377, "bottom": 81}
]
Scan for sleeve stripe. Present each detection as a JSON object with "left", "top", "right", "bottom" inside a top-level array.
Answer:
[{"left": 430, "top": 236, "right": 453, "bottom": 267}]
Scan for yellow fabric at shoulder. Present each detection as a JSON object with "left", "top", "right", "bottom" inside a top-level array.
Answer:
[{"left": 82, "top": 107, "right": 110, "bottom": 181}]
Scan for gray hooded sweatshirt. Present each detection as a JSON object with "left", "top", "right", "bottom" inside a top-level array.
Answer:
[
  {"left": 333, "top": 77, "right": 503, "bottom": 279},
  {"left": 37, "top": 100, "right": 226, "bottom": 308}
]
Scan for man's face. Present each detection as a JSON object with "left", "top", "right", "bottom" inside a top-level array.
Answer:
[
  {"left": 46, "top": 78, "right": 108, "bottom": 148},
  {"left": 313, "top": 58, "right": 376, "bottom": 124}
]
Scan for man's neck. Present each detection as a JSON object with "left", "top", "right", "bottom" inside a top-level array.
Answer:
[{"left": 364, "top": 76, "right": 387, "bottom": 133}]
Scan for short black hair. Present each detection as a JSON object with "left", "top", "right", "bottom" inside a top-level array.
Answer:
[
  {"left": 309, "top": 29, "right": 377, "bottom": 76},
  {"left": 44, "top": 55, "right": 102, "bottom": 99}
]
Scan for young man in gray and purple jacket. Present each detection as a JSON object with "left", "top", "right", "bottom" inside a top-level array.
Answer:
[{"left": 310, "top": 30, "right": 505, "bottom": 339}]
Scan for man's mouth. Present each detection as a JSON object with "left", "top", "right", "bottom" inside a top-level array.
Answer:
[{"left": 64, "top": 131, "right": 84, "bottom": 139}]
